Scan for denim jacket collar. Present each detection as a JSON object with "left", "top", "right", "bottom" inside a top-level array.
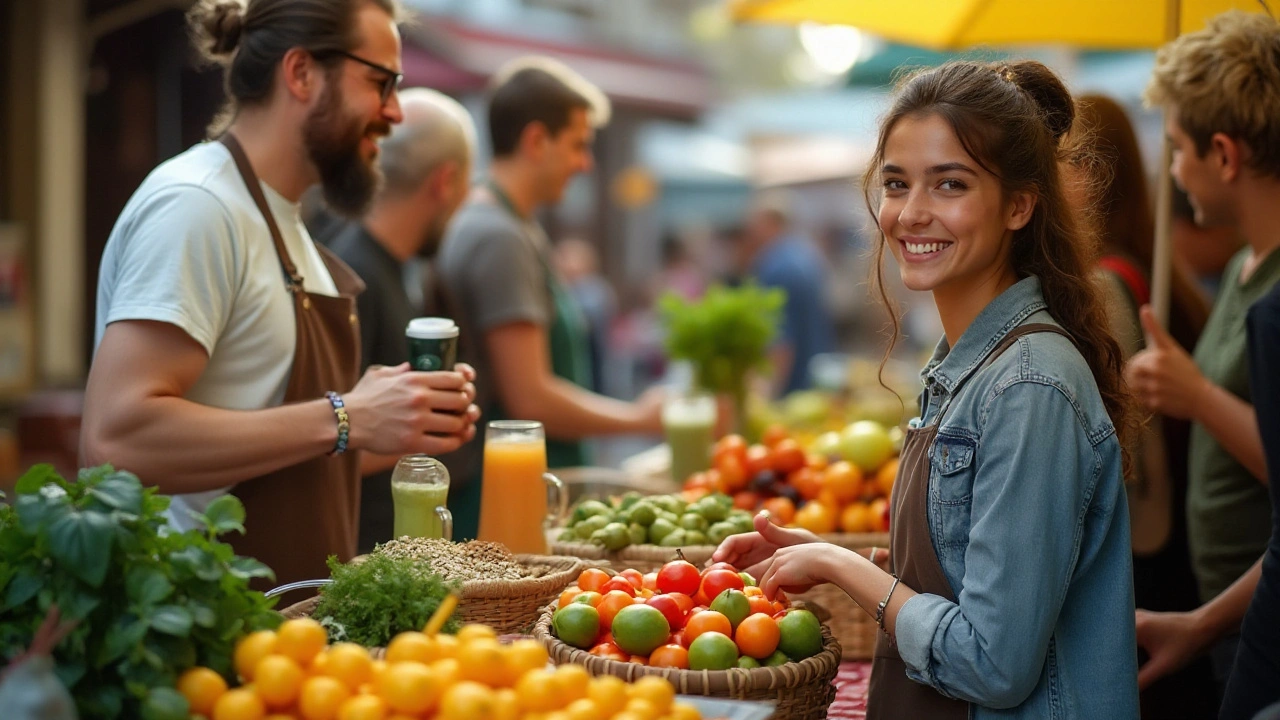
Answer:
[{"left": 920, "top": 276, "right": 1050, "bottom": 397}]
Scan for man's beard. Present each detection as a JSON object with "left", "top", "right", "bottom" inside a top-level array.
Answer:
[{"left": 303, "top": 82, "right": 389, "bottom": 217}]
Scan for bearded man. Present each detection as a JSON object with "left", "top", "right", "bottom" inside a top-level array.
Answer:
[{"left": 81, "top": 0, "right": 480, "bottom": 586}]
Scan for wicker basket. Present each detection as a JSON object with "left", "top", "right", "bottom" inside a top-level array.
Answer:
[
  {"left": 788, "top": 532, "right": 889, "bottom": 661},
  {"left": 548, "top": 539, "right": 719, "bottom": 574},
  {"left": 533, "top": 604, "right": 841, "bottom": 720},
  {"left": 280, "top": 554, "right": 588, "bottom": 636}
]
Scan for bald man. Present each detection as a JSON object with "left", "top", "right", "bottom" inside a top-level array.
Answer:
[{"left": 322, "top": 87, "right": 477, "bottom": 550}]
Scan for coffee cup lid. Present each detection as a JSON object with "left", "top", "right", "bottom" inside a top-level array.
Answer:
[{"left": 406, "top": 317, "right": 459, "bottom": 339}]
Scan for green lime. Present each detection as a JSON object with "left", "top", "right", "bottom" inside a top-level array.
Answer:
[
  {"left": 710, "top": 493, "right": 734, "bottom": 510},
  {"left": 679, "top": 514, "right": 708, "bottom": 532},
  {"left": 593, "top": 522, "right": 631, "bottom": 551},
  {"left": 710, "top": 589, "right": 751, "bottom": 630},
  {"left": 688, "top": 632, "right": 739, "bottom": 670},
  {"left": 648, "top": 518, "right": 678, "bottom": 544},
  {"left": 627, "top": 502, "right": 657, "bottom": 527},
  {"left": 619, "top": 492, "right": 644, "bottom": 511},
  {"left": 553, "top": 604, "right": 601, "bottom": 649},
  {"left": 557, "top": 529, "right": 577, "bottom": 543},
  {"left": 696, "top": 498, "right": 728, "bottom": 523},
  {"left": 764, "top": 650, "right": 790, "bottom": 667},
  {"left": 777, "top": 609, "right": 823, "bottom": 661},
  {"left": 737, "top": 656, "right": 761, "bottom": 669},
  {"left": 141, "top": 687, "right": 190, "bottom": 720},
  {"left": 576, "top": 515, "right": 609, "bottom": 539},
  {"left": 628, "top": 523, "right": 647, "bottom": 546},
  {"left": 658, "top": 529, "right": 688, "bottom": 548},
  {"left": 612, "top": 605, "right": 671, "bottom": 656},
  {"left": 684, "top": 530, "right": 708, "bottom": 546},
  {"left": 707, "top": 521, "right": 737, "bottom": 545},
  {"left": 572, "top": 500, "right": 611, "bottom": 524},
  {"left": 730, "top": 512, "right": 755, "bottom": 535}
]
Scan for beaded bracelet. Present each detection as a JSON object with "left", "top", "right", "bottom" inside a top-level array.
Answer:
[{"left": 325, "top": 391, "right": 350, "bottom": 456}]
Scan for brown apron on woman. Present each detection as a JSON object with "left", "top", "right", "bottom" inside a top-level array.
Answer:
[
  {"left": 867, "top": 323, "right": 1073, "bottom": 720},
  {"left": 218, "top": 134, "right": 365, "bottom": 588}
]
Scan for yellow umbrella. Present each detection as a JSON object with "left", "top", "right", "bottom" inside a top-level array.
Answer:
[{"left": 728, "top": 0, "right": 1269, "bottom": 325}]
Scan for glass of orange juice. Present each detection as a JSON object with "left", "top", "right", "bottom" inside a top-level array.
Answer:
[{"left": 478, "top": 421, "right": 568, "bottom": 554}]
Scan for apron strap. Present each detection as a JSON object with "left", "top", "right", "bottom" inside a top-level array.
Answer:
[
  {"left": 934, "top": 322, "right": 1076, "bottom": 422},
  {"left": 219, "top": 133, "right": 305, "bottom": 294}
]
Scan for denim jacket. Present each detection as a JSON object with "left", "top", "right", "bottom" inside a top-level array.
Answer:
[{"left": 893, "top": 277, "right": 1139, "bottom": 719}]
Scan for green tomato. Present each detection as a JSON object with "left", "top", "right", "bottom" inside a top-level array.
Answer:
[
  {"left": 626, "top": 502, "right": 657, "bottom": 527},
  {"left": 707, "top": 521, "right": 737, "bottom": 546},
  {"left": 695, "top": 498, "right": 728, "bottom": 523},
  {"left": 684, "top": 530, "right": 709, "bottom": 546},
  {"left": 648, "top": 518, "right": 678, "bottom": 544},
  {"left": 628, "top": 523, "right": 647, "bottom": 546},
  {"left": 679, "top": 514, "right": 709, "bottom": 532},
  {"left": 658, "top": 529, "right": 689, "bottom": 548}
]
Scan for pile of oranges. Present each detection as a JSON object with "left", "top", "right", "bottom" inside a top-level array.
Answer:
[
  {"left": 681, "top": 426, "right": 897, "bottom": 536},
  {"left": 175, "top": 616, "right": 708, "bottom": 720}
]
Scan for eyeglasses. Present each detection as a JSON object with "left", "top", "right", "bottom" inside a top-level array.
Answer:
[{"left": 326, "top": 50, "right": 403, "bottom": 105}]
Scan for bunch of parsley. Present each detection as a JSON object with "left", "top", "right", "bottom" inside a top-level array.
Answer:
[{"left": 313, "top": 554, "right": 460, "bottom": 647}]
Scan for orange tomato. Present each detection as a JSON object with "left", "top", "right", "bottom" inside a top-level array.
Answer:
[
  {"left": 761, "top": 424, "right": 791, "bottom": 448},
  {"left": 822, "top": 461, "right": 864, "bottom": 504},
  {"left": 805, "top": 453, "right": 830, "bottom": 472},
  {"left": 747, "top": 596, "right": 775, "bottom": 617},
  {"left": 839, "top": 502, "right": 875, "bottom": 533},
  {"left": 742, "top": 586, "right": 763, "bottom": 598},
  {"left": 558, "top": 587, "right": 581, "bottom": 609},
  {"left": 667, "top": 592, "right": 695, "bottom": 615},
  {"left": 870, "top": 497, "right": 891, "bottom": 532},
  {"left": 684, "top": 471, "right": 713, "bottom": 491},
  {"left": 792, "top": 501, "right": 837, "bottom": 535},
  {"left": 596, "top": 590, "right": 636, "bottom": 630},
  {"left": 744, "top": 445, "right": 774, "bottom": 476},
  {"left": 629, "top": 655, "right": 649, "bottom": 665},
  {"left": 649, "top": 644, "right": 690, "bottom": 669},
  {"left": 760, "top": 497, "right": 796, "bottom": 526},
  {"left": 716, "top": 454, "right": 748, "bottom": 493},
  {"left": 876, "top": 458, "right": 899, "bottom": 497},
  {"left": 712, "top": 435, "right": 748, "bottom": 467},
  {"left": 642, "top": 573, "right": 659, "bottom": 592},
  {"left": 772, "top": 439, "right": 807, "bottom": 475},
  {"left": 787, "top": 467, "right": 823, "bottom": 502},
  {"left": 733, "top": 491, "right": 762, "bottom": 510},
  {"left": 734, "top": 614, "right": 781, "bottom": 659},
  {"left": 589, "top": 643, "right": 628, "bottom": 662},
  {"left": 619, "top": 569, "right": 645, "bottom": 590},
  {"left": 682, "top": 487, "right": 712, "bottom": 503},
  {"left": 685, "top": 611, "right": 733, "bottom": 643},
  {"left": 578, "top": 569, "right": 610, "bottom": 594}
]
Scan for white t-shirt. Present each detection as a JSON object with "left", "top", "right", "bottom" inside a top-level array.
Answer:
[{"left": 94, "top": 141, "right": 338, "bottom": 530}]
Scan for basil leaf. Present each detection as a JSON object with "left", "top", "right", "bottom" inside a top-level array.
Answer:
[
  {"left": 149, "top": 605, "right": 193, "bottom": 637},
  {"left": 126, "top": 566, "right": 173, "bottom": 605},
  {"left": 203, "top": 495, "right": 246, "bottom": 536},
  {"left": 15, "top": 464, "right": 60, "bottom": 495},
  {"left": 88, "top": 476, "right": 144, "bottom": 515},
  {"left": 47, "top": 508, "right": 115, "bottom": 587}
]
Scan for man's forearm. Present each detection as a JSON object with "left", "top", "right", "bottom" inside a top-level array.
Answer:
[
  {"left": 1194, "top": 557, "right": 1264, "bottom": 639},
  {"left": 82, "top": 397, "right": 338, "bottom": 493},
  {"left": 1194, "top": 382, "right": 1268, "bottom": 482},
  {"left": 503, "top": 377, "right": 655, "bottom": 440}
]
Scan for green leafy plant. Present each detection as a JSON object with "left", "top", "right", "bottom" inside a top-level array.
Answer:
[
  {"left": 313, "top": 554, "right": 461, "bottom": 647},
  {"left": 659, "top": 283, "right": 786, "bottom": 430},
  {"left": 0, "top": 465, "right": 280, "bottom": 720}
]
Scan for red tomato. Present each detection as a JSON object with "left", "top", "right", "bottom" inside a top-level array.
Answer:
[
  {"left": 716, "top": 454, "right": 748, "bottom": 493},
  {"left": 733, "top": 491, "right": 762, "bottom": 510},
  {"left": 590, "top": 643, "right": 628, "bottom": 661},
  {"left": 619, "top": 569, "right": 645, "bottom": 590},
  {"left": 772, "top": 439, "right": 807, "bottom": 475},
  {"left": 657, "top": 560, "right": 702, "bottom": 596},
  {"left": 704, "top": 562, "right": 737, "bottom": 575},
  {"left": 761, "top": 424, "right": 791, "bottom": 448},
  {"left": 646, "top": 595, "right": 687, "bottom": 630},
  {"left": 744, "top": 445, "right": 774, "bottom": 476},
  {"left": 700, "top": 569, "right": 746, "bottom": 604},
  {"left": 670, "top": 630, "right": 690, "bottom": 648},
  {"left": 667, "top": 592, "right": 695, "bottom": 615},
  {"left": 712, "top": 435, "right": 748, "bottom": 467},
  {"left": 642, "top": 572, "right": 659, "bottom": 592},
  {"left": 600, "top": 577, "right": 637, "bottom": 597}
]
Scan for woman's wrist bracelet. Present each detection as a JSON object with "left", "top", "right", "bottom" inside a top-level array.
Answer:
[
  {"left": 877, "top": 574, "right": 901, "bottom": 632},
  {"left": 325, "top": 391, "right": 350, "bottom": 456}
]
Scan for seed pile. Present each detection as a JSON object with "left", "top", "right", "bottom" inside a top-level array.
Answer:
[{"left": 375, "top": 537, "right": 526, "bottom": 581}]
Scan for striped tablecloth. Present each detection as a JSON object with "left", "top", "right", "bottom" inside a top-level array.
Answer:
[{"left": 827, "top": 661, "right": 872, "bottom": 719}]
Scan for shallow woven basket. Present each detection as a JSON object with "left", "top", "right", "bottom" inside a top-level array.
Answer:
[
  {"left": 548, "top": 539, "right": 718, "bottom": 574},
  {"left": 280, "top": 554, "right": 588, "bottom": 636},
  {"left": 788, "top": 532, "right": 889, "bottom": 661},
  {"left": 533, "top": 603, "right": 840, "bottom": 720}
]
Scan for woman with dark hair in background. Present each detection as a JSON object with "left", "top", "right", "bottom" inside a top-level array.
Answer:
[{"left": 1076, "top": 94, "right": 1217, "bottom": 717}]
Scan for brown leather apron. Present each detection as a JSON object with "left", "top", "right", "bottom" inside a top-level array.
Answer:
[
  {"left": 218, "top": 134, "right": 365, "bottom": 589},
  {"left": 867, "top": 323, "right": 1073, "bottom": 720}
]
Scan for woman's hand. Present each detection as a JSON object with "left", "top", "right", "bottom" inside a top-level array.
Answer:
[
  {"left": 752, "top": 544, "right": 859, "bottom": 599},
  {"left": 711, "top": 511, "right": 821, "bottom": 572}
]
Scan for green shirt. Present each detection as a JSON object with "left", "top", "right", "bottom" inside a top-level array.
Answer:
[{"left": 1188, "top": 247, "right": 1280, "bottom": 601}]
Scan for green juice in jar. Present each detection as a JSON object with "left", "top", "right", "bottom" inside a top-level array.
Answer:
[
  {"left": 391, "top": 480, "right": 451, "bottom": 539},
  {"left": 664, "top": 393, "right": 717, "bottom": 485}
]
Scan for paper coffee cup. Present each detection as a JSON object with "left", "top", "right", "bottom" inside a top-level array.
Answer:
[{"left": 406, "top": 317, "right": 459, "bottom": 372}]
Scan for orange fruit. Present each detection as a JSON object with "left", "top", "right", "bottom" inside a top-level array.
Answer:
[
  {"left": 792, "top": 501, "right": 837, "bottom": 535},
  {"left": 277, "top": 619, "right": 328, "bottom": 666},
  {"left": 822, "top": 461, "right": 863, "bottom": 504},
  {"left": 760, "top": 497, "right": 796, "bottom": 525},
  {"left": 648, "top": 644, "right": 690, "bottom": 669},
  {"left": 430, "top": 658, "right": 461, "bottom": 688},
  {"left": 628, "top": 676, "right": 675, "bottom": 713},
  {"left": 505, "top": 638, "right": 549, "bottom": 676},
  {"left": 323, "top": 643, "right": 373, "bottom": 691},
  {"left": 588, "top": 675, "right": 629, "bottom": 716},
  {"left": 554, "top": 663, "right": 591, "bottom": 702},
  {"left": 839, "top": 502, "right": 874, "bottom": 533},
  {"left": 299, "top": 675, "right": 352, "bottom": 720},
  {"left": 578, "top": 569, "right": 611, "bottom": 594},
  {"left": 734, "top": 614, "right": 781, "bottom": 659},
  {"left": 376, "top": 662, "right": 441, "bottom": 716},
  {"left": 492, "top": 689, "right": 520, "bottom": 720},
  {"left": 684, "top": 611, "right": 733, "bottom": 643},
  {"left": 337, "top": 694, "right": 388, "bottom": 720},
  {"left": 457, "top": 638, "right": 510, "bottom": 687},
  {"left": 256, "top": 654, "right": 306, "bottom": 709},
  {"left": 384, "top": 632, "right": 437, "bottom": 665},
  {"left": 761, "top": 424, "right": 791, "bottom": 448},
  {"left": 212, "top": 688, "right": 266, "bottom": 720},
  {"left": 876, "top": 458, "right": 899, "bottom": 498},
  {"left": 596, "top": 590, "right": 636, "bottom": 630},
  {"left": 671, "top": 702, "right": 702, "bottom": 720},
  {"left": 787, "top": 467, "right": 823, "bottom": 502},
  {"left": 772, "top": 439, "right": 807, "bottom": 475},
  {"left": 456, "top": 624, "right": 497, "bottom": 643},
  {"left": 234, "top": 630, "right": 278, "bottom": 682},
  {"left": 437, "top": 681, "right": 497, "bottom": 720},
  {"left": 515, "top": 669, "right": 561, "bottom": 713},
  {"left": 176, "top": 667, "right": 228, "bottom": 716}
]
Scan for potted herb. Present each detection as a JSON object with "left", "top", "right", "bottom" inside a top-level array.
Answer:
[{"left": 658, "top": 283, "right": 785, "bottom": 435}]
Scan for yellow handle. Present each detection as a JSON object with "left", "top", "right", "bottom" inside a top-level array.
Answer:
[{"left": 424, "top": 593, "right": 459, "bottom": 636}]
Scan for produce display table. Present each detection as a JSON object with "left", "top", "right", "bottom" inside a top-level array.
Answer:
[{"left": 828, "top": 661, "right": 872, "bottom": 720}]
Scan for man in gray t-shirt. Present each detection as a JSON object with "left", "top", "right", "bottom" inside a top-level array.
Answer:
[{"left": 437, "top": 57, "right": 665, "bottom": 540}]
